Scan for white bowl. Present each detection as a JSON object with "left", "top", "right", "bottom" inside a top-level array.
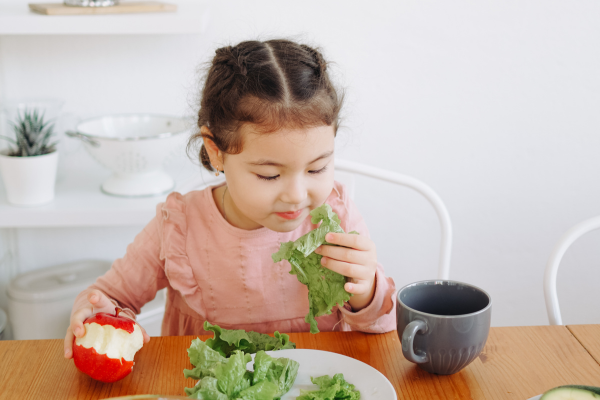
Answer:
[{"left": 67, "top": 114, "right": 192, "bottom": 197}]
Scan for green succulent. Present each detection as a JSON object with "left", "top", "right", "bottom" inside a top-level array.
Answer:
[{"left": 0, "top": 108, "right": 57, "bottom": 157}]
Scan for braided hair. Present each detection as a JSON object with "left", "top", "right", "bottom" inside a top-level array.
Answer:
[{"left": 188, "top": 39, "right": 343, "bottom": 172}]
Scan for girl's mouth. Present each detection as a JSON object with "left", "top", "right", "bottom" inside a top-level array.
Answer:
[{"left": 275, "top": 210, "right": 304, "bottom": 220}]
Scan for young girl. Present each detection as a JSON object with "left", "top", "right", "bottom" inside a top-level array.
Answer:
[{"left": 64, "top": 39, "right": 396, "bottom": 359}]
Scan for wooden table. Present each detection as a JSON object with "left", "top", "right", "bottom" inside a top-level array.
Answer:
[
  {"left": 568, "top": 325, "right": 600, "bottom": 366},
  {"left": 1, "top": 326, "right": 600, "bottom": 400}
]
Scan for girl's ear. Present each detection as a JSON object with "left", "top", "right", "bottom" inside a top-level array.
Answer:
[{"left": 201, "top": 126, "right": 224, "bottom": 170}]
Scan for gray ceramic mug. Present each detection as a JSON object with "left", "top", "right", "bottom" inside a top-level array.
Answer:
[{"left": 396, "top": 280, "right": 492, "bottom": 375}]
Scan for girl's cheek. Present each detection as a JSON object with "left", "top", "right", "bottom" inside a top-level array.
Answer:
[
  {"left": 313, "top": 171, "right": 335, "bottom": 202},
  {"left": 247, "top": 181, "right": 281, "bottom": 215}
]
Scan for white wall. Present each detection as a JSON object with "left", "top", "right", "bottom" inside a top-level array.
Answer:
[{"left": 1, "top": 0, "right": 600, "bottom": 328}]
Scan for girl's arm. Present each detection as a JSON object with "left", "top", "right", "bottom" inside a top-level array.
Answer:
[
  {"left": 75, "top": 214, "right": 168, "bottom": 317},
  {"left": 65, "top": 206, "right": 169, "bottom": 358}
]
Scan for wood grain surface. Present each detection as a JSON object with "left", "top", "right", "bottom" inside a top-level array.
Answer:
[
  {"left": 1, "top": 326, "right": 600, "bottom": 400},
  {"left": 568, "top": 324, "right": 600, "bottom": 366}
]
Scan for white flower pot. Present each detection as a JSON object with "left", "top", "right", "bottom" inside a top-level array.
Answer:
[{"left": 0, "top": 150, "right": 58, "bottom": 206}]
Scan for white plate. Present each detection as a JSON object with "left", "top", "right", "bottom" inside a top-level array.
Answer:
[
  {"left": 257, "top": 349, "right": 397, "bottom": 400},
  {"left": 527, "top": 396, "right": 542, "bottom": 400}
]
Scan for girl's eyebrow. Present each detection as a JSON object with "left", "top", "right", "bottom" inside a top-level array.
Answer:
[{"left": 248, "top": 150, "right": 334, "bottom": 167}]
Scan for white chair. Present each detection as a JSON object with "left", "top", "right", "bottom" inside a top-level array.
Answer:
[
  {"left": 178, "top": 158, "right": 453, "bottom": 279},
  {"left": 544, "top": 216, "right": 600, "bottom": 325},
  {"left": 334, "top": 159, "right": 451, "bottom": 280}
]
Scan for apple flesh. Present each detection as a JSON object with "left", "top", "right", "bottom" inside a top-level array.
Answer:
[{"left": 73, "top": 307, "right": 144, "bottom": 383}]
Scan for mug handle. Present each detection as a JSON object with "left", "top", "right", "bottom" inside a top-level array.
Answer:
[{"left": 401, "top": 319, "right": 429, "bottom": 364}]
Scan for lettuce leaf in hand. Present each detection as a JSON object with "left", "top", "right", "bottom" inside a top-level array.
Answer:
[
  {"left": 203, "top": 321, "right": 296, "bottom": 357},
  {"left": 297, "top": 374, "right": 361, "bottom": 400},
  {"left": 272, "top": 204, "right": 354, "bottom": 333}
]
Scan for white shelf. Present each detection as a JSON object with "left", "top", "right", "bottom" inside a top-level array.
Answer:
[
  {"left": 0, "top": 154, "right": 223, "bottom": 228},
  {"left": 0, "top": 1, "right": 209, "bottom": 35}
]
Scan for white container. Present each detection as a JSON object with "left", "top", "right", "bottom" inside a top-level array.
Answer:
[
  {"left": 7, "top": 259, "right": 167, "bottom": 340},
  {"left": 0, "top": 308, "right": 7, "bottom": 340},
  {"left": 0, "top": 150, "right": 59, "bottom": 206},
  {"left": 65, "top": 114, "right": 191, "bottom": 197},
  {"left": 8, "top": 259, "right": 112, "bottom": 340}
]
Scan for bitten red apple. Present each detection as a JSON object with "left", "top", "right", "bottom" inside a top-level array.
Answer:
[{"left": 73, "top": 307, "right": 144, "bottom": 383}]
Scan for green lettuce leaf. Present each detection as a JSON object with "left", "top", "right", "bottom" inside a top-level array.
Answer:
[
  {"left": 236, "top": 380, "right": 279, "bottom": 400},
  {"left": 205, "top": 322, "right": 255, "bottom": 357},
  {"left": 252, "top": 351, "right": 274, "bottom": 385},
  {"left": 265, "top": 356, "right": 300, "bottom": 398},
  {"left": 272, "top": 204, "right": 354, "bottom": 333},
  {"left": 186, "top": 351, "right": 261, "bottom": 400},
  {"left": 184, "top": 326, "right": 298, "bottom": 399},
  {"left": 247, "top": 330, "right": 296, "bottom": 352},
  {"left": 297, "top": 374, "right": 360, "bottom": 400},
  {"left": 252, "top": 350, "right": 300, "bottom": 399},
  {"left": 204, "top": 321, "right": 296, "bottom": 357},
  {"left": 186, "top": 376, "right": 229, "bottom": 400},
  {"left": 185, "top": 338, "right": 229, "bottom": 379},
  {"left": 214, "top": 351, "right": 252, "bottom": 398}
]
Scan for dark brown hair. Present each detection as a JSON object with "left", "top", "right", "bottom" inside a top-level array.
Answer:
[{"left": 188, "top": 39, "right": 343, "bottom": 172}]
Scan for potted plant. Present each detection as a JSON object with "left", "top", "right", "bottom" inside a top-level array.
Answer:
[{"left": 0, "top": 107, "right": 60, "bottom": 206}]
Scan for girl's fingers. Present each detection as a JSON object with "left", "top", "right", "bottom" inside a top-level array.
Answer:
[
  {"left": 320, "top": 257, "right": 374, "bottom": 281},
  {"left": 64, "top": 326, "right": 75, "bottom": 359},
  {"left": 87, "top": 290, "right": 115, "bottom": 312},
  {"left": 69, "top": 291, "right": 114, "bottom": 341},
  {"left": 70, "top": 307, "right": 94, "bottom": 338},
  {"left": 138, "top": 324, "right": 151, "bottom": 343},
  {"left": 315, "top": 245, "right": 370, "bottom": 266},
  {"left": 345, "top": 280, "right": 371, "bottom": 295},
  {"left": 324, "top": 232, "right": 372, "bottom": 251}
]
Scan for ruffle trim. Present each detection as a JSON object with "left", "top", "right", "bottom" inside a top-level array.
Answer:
[{"left": 159, "top": 192, "right": 199, "bottom": 297}]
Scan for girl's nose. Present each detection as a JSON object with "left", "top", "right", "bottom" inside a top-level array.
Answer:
[{"left": 281, "top": 178, "right": 307, "bottom": 205}]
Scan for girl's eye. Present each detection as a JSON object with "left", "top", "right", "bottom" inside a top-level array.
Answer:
[
  {"left": 257, "top": 174, "right": 280, "bottom": 181},
  {"left": 308, "top": 166, "right": 328, "bottom": 175}
]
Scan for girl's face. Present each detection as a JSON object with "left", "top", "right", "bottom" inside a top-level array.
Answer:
[{"left": 206, "top": 124, "right": 336, "bottom": 232}]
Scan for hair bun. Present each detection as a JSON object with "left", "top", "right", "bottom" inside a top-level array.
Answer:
[
  {"left": 301, "top": 44, "right": 327, "bottom": 77},
  {"left": 214, "top": 45, "right": 248, "bottom": 76}
]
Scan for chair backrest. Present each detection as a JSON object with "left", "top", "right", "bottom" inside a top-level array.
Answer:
[
  {"left": 544, "top": 215, "right": 600, "bottom": 325},
  {"left": 334, "top": 159, "right": 452, "bottom": 280}
]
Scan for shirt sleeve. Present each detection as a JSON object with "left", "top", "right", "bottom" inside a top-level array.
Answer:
[
  {"left": 71, "top": 204, "right": 169, "bottom": 321},
  {"left": 329, "top": 182, "right": 397, "bottom": 333}
]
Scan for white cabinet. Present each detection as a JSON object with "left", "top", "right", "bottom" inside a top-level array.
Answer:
[{"left": 0, "top": 1, "right": 213, "bottom": 338}]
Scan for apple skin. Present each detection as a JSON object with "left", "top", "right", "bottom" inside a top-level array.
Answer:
[
  {"left": 73, "top": 344, "right": 134, "bottom": 383},
  {"left": 82, "top": 310, "right": 135, "bottom": 334},
  {"left": 72, "top": 307, "right": 142, "bottom": 383}
]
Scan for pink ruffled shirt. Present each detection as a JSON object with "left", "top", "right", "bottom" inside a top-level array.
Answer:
[{"left": 73, "top": 181, "right": 397, "bottom": 336}]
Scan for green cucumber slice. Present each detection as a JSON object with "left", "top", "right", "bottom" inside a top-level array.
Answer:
[{"left": 541, "top": 385, "right": 600, "bottom": 400}]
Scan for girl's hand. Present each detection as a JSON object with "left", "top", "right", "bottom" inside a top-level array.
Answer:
[
  {"left": 63, "top": 289, "right": 151, "bottom": 359},
  {"left": 314, "top": 232, "right": 377, "bottom": 311}
]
